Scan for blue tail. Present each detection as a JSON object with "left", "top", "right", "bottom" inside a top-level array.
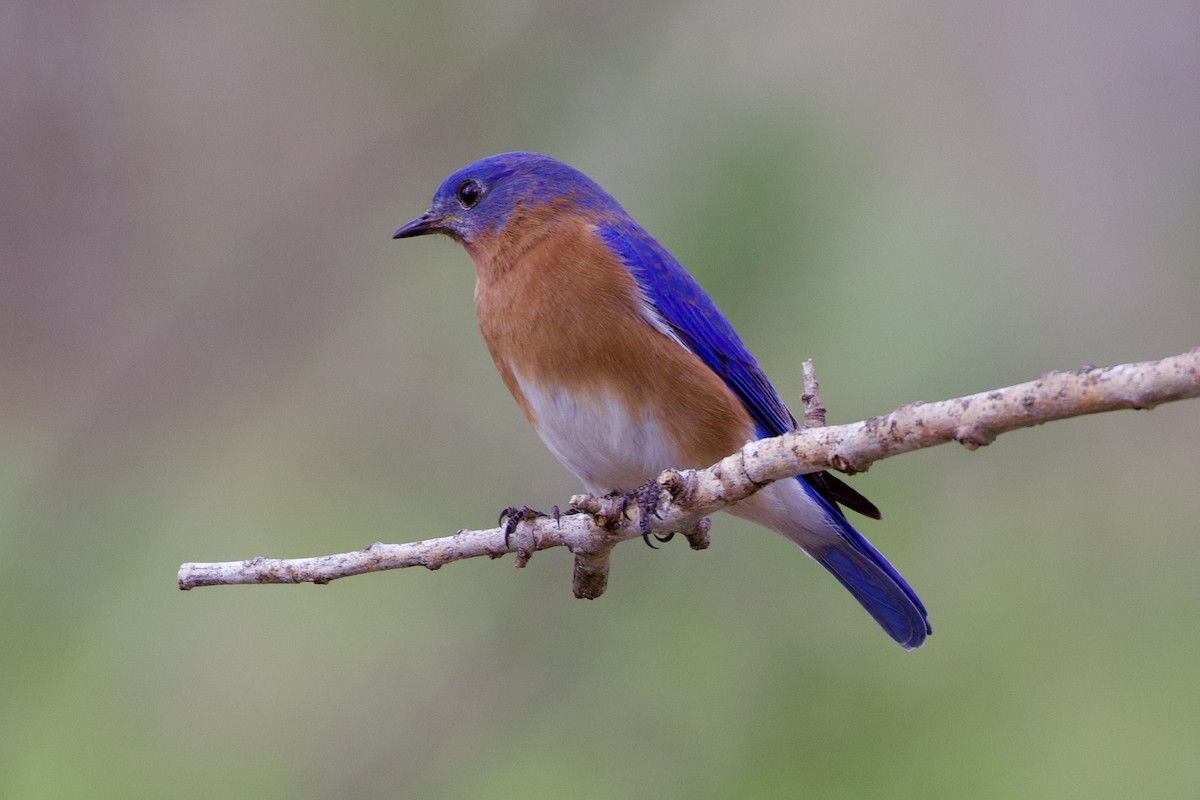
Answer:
[{"left": 802, "top": 481, "right": 931, "bottom": 650}]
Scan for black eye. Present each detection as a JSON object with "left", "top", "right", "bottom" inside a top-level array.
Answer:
[{"left": 456, "top": 179, "right": 482, "bottom": 209}]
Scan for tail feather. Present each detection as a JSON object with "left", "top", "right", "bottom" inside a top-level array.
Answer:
[
  {"left": 812, "top": 541, "right": 930, "bottom": 650},
  {"left": 802, "top": 478, "right": 930, "bottom": 649},
  {"left": 728, "top": 476, "right": 931, "bottom": 649}
]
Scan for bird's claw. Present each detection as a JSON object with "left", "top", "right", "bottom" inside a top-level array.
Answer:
[
  {"left": 549, "top": 504, "right": 585, "bottom": 526},
  {"left": 615, "top": 480, "right": 672, "bottom": 548},
  {"left": 498, "top": 505, "right": 546, "bottom": 547}
]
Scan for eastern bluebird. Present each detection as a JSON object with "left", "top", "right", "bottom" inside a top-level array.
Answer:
[{"left": 394, "top": 152, "right": 930, "bottom": 649}]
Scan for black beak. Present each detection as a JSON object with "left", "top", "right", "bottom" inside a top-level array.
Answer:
[{"left": 392, "top": 210, "right": 443, "bottom": 239}]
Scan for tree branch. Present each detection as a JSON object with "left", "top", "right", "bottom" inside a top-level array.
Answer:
[{"left": 178, "top": 347, "right": 1200, "bottom": 596}]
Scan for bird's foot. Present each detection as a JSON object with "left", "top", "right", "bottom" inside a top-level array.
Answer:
[
  {"left": 498, "top": 505, "right": 547, "bottom": 547},
  {"left": 614, "top": 480, "right": 672, "bottom": 548},
  {"left": 498, "top": 505, "right": 552, "bottom": 568}
]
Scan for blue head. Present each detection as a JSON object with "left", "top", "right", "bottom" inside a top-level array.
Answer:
[{"left": 393, "top": 152, "right": 623, "bottom": 246}]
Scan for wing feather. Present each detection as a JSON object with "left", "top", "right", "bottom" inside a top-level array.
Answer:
[{"left": 596, "top": 221, "right": 879, "bottom": 519}]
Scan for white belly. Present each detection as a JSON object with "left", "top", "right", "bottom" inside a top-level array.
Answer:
[
  {"left": 511, "top": 368, "right": 843, "bottom": 548},
  {"left": 512, "top": 369, "right": 681, "bottom": 494}
]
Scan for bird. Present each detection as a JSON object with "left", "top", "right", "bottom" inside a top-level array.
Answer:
[{"left": 393, "top": 152, "right": 930, "bottom": 649}]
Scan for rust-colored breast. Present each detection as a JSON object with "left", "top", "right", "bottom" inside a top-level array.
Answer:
[{"left": 467, "top": 202, "right": 755, "bottom": 471}]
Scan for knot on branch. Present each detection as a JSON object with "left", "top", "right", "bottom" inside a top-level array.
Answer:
[
  {"left": 954, "top": 426, "right": 996, "bottom": 450},
  {"left": 658, "top": 467, "right": 696, "bottom": 505},
  {"left": 683, "top": 518, "right": 712, "bottom": 550},
  {"left": 737, "top": 442, "right": 774, "bottom": 489},
  {"left": 569, "top": 492, "right": 629, "bottom": 530},
  {"left": 829, "top": 453, "right": 860, "bottom": 474}
]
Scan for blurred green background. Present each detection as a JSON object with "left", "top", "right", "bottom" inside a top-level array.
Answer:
[{"left": 3, "top": 2, "right": 1199, "bottom": 797}]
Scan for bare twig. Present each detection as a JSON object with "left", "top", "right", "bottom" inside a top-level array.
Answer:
[
  {"left": 800, "top": 358, "right": 826, "bottom": 428},
  {"left": 179, "top": 347, "right": 1200, "bottom": 595}
]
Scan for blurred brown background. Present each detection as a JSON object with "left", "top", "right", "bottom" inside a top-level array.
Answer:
[{"left": 3, "top": 2, "right": 1199, "bottom": 797}]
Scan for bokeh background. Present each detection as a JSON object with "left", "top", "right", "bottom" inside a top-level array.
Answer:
[{"left": 3, "top": 2, "right": 1199, "bottom": 797}]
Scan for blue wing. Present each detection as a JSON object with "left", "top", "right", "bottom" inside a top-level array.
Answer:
[
  {"left": 596, "top": 220, "right": 796, "bottom": 438},
  {"left": 597, "top": 220, "right": 929, "bottom": 648},
  {"left": 596, "top": 219, "right": 880, "bottom": 518}
]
